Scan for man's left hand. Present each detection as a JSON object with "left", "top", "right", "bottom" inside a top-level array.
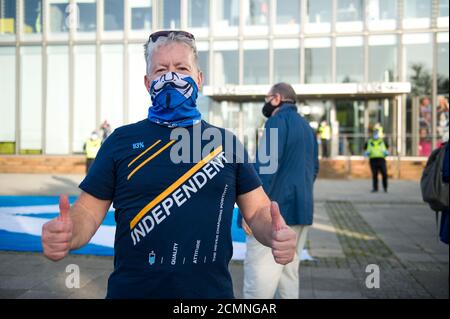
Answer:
[{"left": 270, "top": 201, "right": 297, "bottom": 265}]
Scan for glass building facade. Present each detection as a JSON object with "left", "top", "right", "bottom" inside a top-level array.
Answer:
[{"left": 0, "top": 0, "right": 448, "bottom": 158}]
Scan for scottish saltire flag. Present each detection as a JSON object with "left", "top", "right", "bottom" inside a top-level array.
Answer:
[{"left": 0, "top": 196, "right": 248, "bottom": 259}]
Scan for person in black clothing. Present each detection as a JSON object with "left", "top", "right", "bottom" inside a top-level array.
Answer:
[{"left": 364, "top": 129, "right": 389, "bottom": 193}]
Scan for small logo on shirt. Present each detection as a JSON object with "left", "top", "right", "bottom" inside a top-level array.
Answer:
[
  {"left": 148, "top": 251, "right": 156, "bottom": 265},
  {"left": 133, "top": 142, "right": 145, "bottom": 149}
]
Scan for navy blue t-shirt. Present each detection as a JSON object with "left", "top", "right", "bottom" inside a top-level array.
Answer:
[{"left": 79, "top": 119, "right": 261, "bottom": 299}]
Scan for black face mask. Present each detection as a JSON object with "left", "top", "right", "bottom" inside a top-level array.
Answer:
[{"left": 262, "top": 102, "right": 277, "bottom": 118}]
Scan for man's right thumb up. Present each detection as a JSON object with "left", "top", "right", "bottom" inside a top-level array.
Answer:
[
  {"left": 41, "top": 194, "right": 73, "bottom": 261},
  {"left": 58, "top": 194, "right": 71, "bottom": 222},
  {"left": 270, "top": 201, "right": 286, "bottom": 232}
]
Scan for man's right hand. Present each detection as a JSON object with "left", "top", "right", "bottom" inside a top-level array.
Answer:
[{"left": 41, "top": 194, "right": 74, "bottom": 261}]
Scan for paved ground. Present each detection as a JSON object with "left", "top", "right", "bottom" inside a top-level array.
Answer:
[{"left": 0, "top": 174, "right": 448, "bottom": 299}]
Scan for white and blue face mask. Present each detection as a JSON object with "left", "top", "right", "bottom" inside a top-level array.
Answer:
[{"left": 148, "top": 72, "right": 201, "bottom": 128}]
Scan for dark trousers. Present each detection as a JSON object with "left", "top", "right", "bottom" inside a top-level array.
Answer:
[
  {"left": 321, "top": 139, "right": 330, "bottom": 158},
  {"left": 86, "top": 158, "right": 94, "bottom": 174},
  {"left": 369, "top": 158, "right": 388, "bottom": 191}
]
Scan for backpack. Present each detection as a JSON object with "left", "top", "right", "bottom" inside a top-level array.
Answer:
[{"left": 420, "top": 144, "right": 449, "bottom": 212}]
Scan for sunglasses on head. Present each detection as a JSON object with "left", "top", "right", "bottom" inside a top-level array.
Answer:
[{"left": 148, "top": 30, "right": 195, "bottom": 43}]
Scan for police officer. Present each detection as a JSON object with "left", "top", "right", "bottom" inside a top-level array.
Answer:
[
  {"left": 83, "top": 131, "right": 102, "bottom": 174},
  {"left": 364, "top": 128, "right": 389, "bottom": 193},
  {"left": 317, "top": 121, "right": 331, "bottom": 158}
]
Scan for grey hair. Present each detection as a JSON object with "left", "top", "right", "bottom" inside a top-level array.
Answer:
[
  {"left": 144, "top": 31, "right": 200, "bottom": 75},
  {"left": 271, "top": 82, "right": 297, "bottom": 103}
]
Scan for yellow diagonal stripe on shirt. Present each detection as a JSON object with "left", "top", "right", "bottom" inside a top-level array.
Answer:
[
  {"left": 129, "top": 145, "right": 224, "bottom": 230},
  {"left": 127, "top": 140, "right": 176, "bottom": 181},
  {"left": 128, "top": 140, "right": 162, "bottom": 168}
]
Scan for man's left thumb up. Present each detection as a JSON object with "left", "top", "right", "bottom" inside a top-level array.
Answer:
[{"left": 271, "top": 201, "right": 286, "bottom": 232}]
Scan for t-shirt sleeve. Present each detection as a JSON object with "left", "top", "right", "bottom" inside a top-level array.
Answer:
[
  {"left": 234, "top": 136, "right": 262, "bottom": 196},
  {"left": 79, "top": 132, "right": 117, "bottom": 200}
]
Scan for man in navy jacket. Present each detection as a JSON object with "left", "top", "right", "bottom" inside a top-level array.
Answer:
[{"left": 243, "top": 83, "right": 319, "bottom": 299}]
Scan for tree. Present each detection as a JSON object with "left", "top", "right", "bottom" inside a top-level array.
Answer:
[
  {"left": 409, "top": 63, "right": 432, "bottom": 97},
  {"left": 438, "top": 74, "right": 449, "bottom": 95}
]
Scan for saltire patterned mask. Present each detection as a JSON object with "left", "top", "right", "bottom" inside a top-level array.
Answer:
[{"left": 147, "top": 72, "right": 201, "bottom": 128}]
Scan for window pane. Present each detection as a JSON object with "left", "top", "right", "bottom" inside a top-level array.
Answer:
[
  {"left": 305, "top": 38, "right": 331, "bottom": 83},
  {"left": 307, "top": 0, "right": 331, "bottom": 23},
  {"left": 337, "top": 0, "right": 363, "bottom": 22},
  {"left": 305, "top": 47, "right": 331, "bottom": 83},
  {"left": 367, "top": 0, "right": 397, "bottom": 30},
  {"left": 215, "top": 0, "right": 239, "bottom": 33},
  {"left": 242, "top": 102, "right": 265, "bottom": 158},
  {"left": 305, "top": 0, "right": 331, "bottom": 33},
  {"left": 299, "top": 100, "right": 329, "bottom": 132},
  {"left": 198, "top": 50, "right": 209, "bottom": 85},
  {"left": 197, "top": 95, "right": 211, "bottom": 121},
  {"left": 213, "top": 48, "right": 239, "bottom": 85},
  {"left": 368, "top": 0, "right": 396, "bottom": 20},
  {"left": 49, "top": 0, "right": 69, "bottom": 33},
  {"left": 404, "top": 34, "right": 433, "bottom": 157},
  {"left": 404, "top": 0, "right": 432, "bottom": 18},
  {"left": 274, "top": 49, "right": 300, "bottom": 84},
  {"left": 336, "top": 39, "right": 364, "bottom": 83},
  {"left": 76, "top": 0, "right": 96, "bottom": 32},
  {"left": 244, "top": 0, "right": 269, "bottom": 26},
  {"left": 188, "top": 0, "right": 209, "bottom": 28},
  {"left": 439, "top": 0, "right": 449, "bottom": 16},
  {"left": 336, "top": 100, "right": 365, "bottom": 155},
  {"left": 104, "top": 0, "right": 124, "bottom": 31},
  {"left": 209, "top": 101, "right": 240, "bottom": 134},
  {"left": 162, "top": 0, "right": 180, "bottom": 29},
  {"left": 437, "top": 37, "right": 449, "bottom": 95},
  {"left": 46, "top": 46, "right": 69, "bottom": 154},
  {"left": 131, "top": 0, "right": 152, "bottom": 30},
  {"left": 244, "top": 44, "right": 269, "bottom": 84},
  {"left": 128, "top": 44, "right": 150, "bottom": 124},
  {"left": 369, "top": 36, "right": 398, "bottom": 82},
  {"left": 101, "top": 45, "right": 123, "bottom": 130},
  {"left": 0, "top": 47, "right": 16, "bottom": 154},
  {"left": 276, "top": 0, "right": 300, "bottom": 25},
  {"left": 436, "top": 94, "right": 449, "bottom": 145},
  {"left": 20, "top": 46, "right": 42, "bottom": 153},
  {"left": 437, "top": 34, "right": 449, "bottom": 145},
  {"left": 73, "top": 45, "right": 96, "bottom": 153},
  {"left": 436, "top": 35, "right": 448, "bottom": 144},
  {"left": 23, "top": 0, "right": 42, "bottom": 33},
  {"left": 404, "top": 36, "right": 433, "bottom": 90},
  {"left": 0, "top": 0, "right": 16, "bottom": 34}
]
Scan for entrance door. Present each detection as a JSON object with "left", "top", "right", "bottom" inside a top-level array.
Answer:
[
  {"left": 335, "top": 100, "right": 365, "bottom": 155},
  {"left": 366, "top": 98, "right": 395, "bottom": 153}
]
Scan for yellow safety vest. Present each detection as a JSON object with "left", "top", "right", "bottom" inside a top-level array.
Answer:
[
  {"left": 85, "top": 138, "right": 101, "bottom": 159},
  {"left": 319, "top": 125, "right": 331, "bottom": 140},
  {"left": 367, "top": 138, "right": 387, "bottom": 159}
]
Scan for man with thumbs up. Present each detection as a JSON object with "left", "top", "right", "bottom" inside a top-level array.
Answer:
[
  {"left": 243, "top": 83, "right": 319, "bottom": 299},
  {"left": 41, "top": 30, "right": 298, "bottom": 299}
]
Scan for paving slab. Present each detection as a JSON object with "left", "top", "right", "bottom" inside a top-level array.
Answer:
[{"left": 0, "top": 175, "right": 447, "bottom": 299}]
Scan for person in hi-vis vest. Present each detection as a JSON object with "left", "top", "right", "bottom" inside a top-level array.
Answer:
[
  {"left": 83, "top": 131, "right": 102, "bottom": 174},
  {"left": 364, "top": 128, "right": 389, "bottom": 193},
  {"left": 317, "top": 121, "right": 331, "bottom": 158}
]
